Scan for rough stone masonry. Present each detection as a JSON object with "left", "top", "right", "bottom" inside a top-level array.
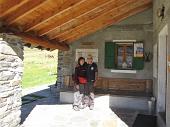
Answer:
[
  {"left": 0, "top": 34, "right": 23, "bottom": 127},
  {"left": 57, "top": 48, "right": 73, "bottom": 90}
]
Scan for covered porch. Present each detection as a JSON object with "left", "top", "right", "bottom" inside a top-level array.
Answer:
[{"left": 0, "top": 0, "right": 170, "bottom": 127}]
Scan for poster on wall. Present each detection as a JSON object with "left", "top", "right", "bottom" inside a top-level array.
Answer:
[
  {"left": 134, "top": 43, "right": 144, "bottom": 57},
  {"left": 75, "top": 49, "right": 98, "bottom": 62}
]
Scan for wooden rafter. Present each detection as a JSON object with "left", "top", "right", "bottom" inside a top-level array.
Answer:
[
  {"left": 67, "top": 3, "right": 152, "bottom": 43},
  {"left": 38, "top": 0, "right": 111, "bottom": 36},
  {"left": 68, "top": 8, "right": 150, "bottom": 43},
  {"left": 24, "top": 0, "right": 82, "bottom": 32},
  {"left": 0, "top": 0, "right": 29, "bottom": 18},
  {"left": 17, "top": 33, "right": 69, "bottom": 51},
  {"left": 57, "top": 0, "right": 152, "bottom": 43},
  {"left": 54, "top": 0, "right": 135, "bottom": 41},
  {"left": 4, "top": 0, "right": 47, "bottom": 25},
  {"left": 0, "top": 26, "right": 69, "bottom": 50},
  {"left": 0, "top": 0, "right": 152, "bottom": 50},
  {"left": 48, "top": 0, "right": 126, "bottom": 40}
]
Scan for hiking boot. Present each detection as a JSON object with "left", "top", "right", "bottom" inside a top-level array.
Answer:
[{"left": 73, "top": 105, "right": 80, "bottom": 111}]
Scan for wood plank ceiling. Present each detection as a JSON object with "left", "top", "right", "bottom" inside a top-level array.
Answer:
[{"left": 0, "top": 0, "right": 152, "bottom": 50}]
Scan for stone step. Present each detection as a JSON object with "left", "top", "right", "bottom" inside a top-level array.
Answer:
[
  {"left": 60, "top": 91, "right": 154, "bottom": 112},
  {"left": 109, "top": 95, "right": 151, "bottom": 111}
]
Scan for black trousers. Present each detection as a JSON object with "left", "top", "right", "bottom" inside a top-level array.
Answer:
[{"left": 79, "top": 82, "right": 94, "bottom": 95}]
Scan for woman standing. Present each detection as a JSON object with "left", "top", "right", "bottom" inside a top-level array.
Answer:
[{"left": 73, "top": 57, "right": 87, "bottom": 111}]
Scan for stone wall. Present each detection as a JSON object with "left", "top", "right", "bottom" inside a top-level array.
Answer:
[
  {"left": 71, "top": 25, "right": 153, "bottom": 79},
  {"left": 0, "top": 34, "right": 23, "bottom": 127},
  {"left": 57, "top": 48, "right": 73, "bottom": 89}
]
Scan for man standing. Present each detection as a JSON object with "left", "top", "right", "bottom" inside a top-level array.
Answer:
[{"left": 86, "top": 55, "right": 98, "bottom": 110}]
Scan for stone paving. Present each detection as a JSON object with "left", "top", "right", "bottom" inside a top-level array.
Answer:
[
  {"left": 21, "top": 85, "right": 138, "bottom": 127},
  {"left": 21, "top": 104, "right": 135, "bottom": 127},
  {"left": 21, "top": 84, "right": 59, "bottom": 123}
]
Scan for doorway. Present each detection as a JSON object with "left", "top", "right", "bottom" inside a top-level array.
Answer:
[{"left": 158, "top": 25, "right": 168, "bottom": 121}]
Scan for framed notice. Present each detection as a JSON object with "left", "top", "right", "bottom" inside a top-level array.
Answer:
[
  {"left": 75, "top": 49, "right": 98, "bottom": 62},
  {"left": 134, "top": 43, "right": 144, "bottom": 57}
]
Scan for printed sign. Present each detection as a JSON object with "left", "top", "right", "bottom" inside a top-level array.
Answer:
[
  {"left": 75, "top": 49, "right": 98, "bottom": 62},
  {"left": 134, "top": 43, "right": 144, "bottom": 57}
]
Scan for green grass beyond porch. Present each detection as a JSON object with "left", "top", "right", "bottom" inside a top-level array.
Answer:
[{"left": 22, "top": 47, "right": 58, "bottom": 89}]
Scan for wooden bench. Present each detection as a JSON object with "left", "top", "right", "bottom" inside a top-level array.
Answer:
[
  {"left": 95, "top": 77, "right": 152, "bottom": 94},
  {"left": 63, "top": 75, "right": 153, "bottom": 94}
]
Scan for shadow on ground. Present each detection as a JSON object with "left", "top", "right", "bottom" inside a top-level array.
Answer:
[{"left": 21, "top": 84, "right": 59, "bottom": 123}]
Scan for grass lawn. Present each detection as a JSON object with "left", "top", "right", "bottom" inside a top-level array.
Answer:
[{"left": 22, "top": 47, "right": 58, "bottom": 89}]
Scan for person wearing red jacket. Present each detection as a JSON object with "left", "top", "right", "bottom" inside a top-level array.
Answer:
[{"left": 73, "top": 57, "right": 87, "bottom": 111}]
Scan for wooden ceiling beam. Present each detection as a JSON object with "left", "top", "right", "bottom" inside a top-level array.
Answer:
[
  {"left": 48, "top": 0, "right": 126, "bottom": 40},
  {"left": 24, "top": 0, "right": 83, "bottom": 32},
  {"left": 0, "top": 26, "right": 69, "bottom": 51},
  {"left": 0, "top": 0, "right": 29, "bottom": 18},
  {"left": 55, "top": 0, "right": 135, "bottom": 41},
  {"left": 58, "top": 0, "right": 152, "bottom": 43},
  {"left": 67, "top": 2, "right": 152, "bottom": 43},
  {"left": 17, "top": 33, "right": 69, "bottom": 51},
  {"left": 38, "top": 0, "right": 111, "bottom": 36},
  {"left": 4, "top": 0, "right": 47, "bottom": 25}
]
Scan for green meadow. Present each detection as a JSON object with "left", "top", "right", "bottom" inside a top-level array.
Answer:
[{"left": 22, "top": 47, "right": 58, "bottom": 89}]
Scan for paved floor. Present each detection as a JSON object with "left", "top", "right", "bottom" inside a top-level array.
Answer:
[
  {"left": 21, "top": 84, "right": 59, "bottom": 123},
  {"left": 21, "top": 85, "right": 138, "bottom": 127},
  {"left": 21, "top": 105, "right": 132, "bottom": 127}
]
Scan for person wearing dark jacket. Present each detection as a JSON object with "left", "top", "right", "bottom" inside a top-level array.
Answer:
[
  {"left": 73, "top": 57, "right": 87, "bottom": 111},
  {"left": 86, "top": 55, "right": 98, "bottom": 110}
]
